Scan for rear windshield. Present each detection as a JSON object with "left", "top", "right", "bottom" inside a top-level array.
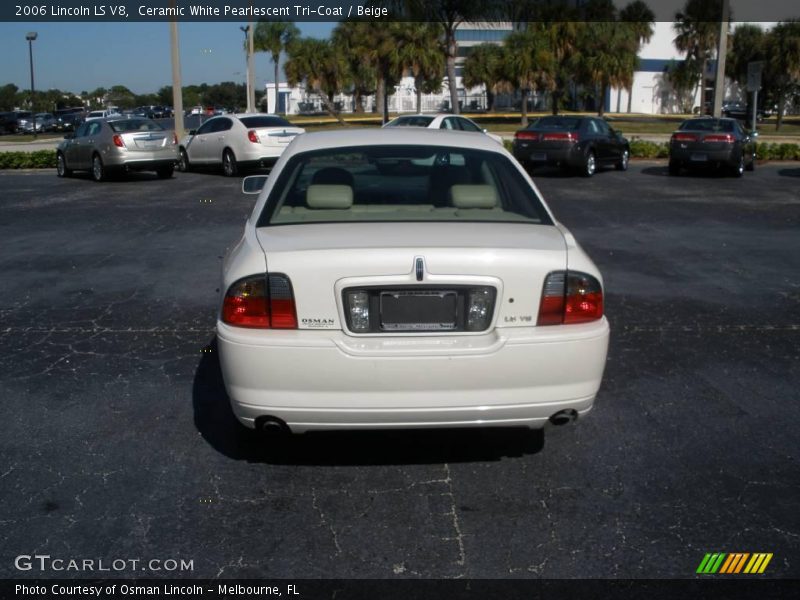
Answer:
[
  {"left": 109, "top": 119, "right": 164, "bottom": 133},
  {"left": 258, "top": 145, "right": 552, "bottom": 226},
  {"left": 239, "top": 116, "right": 292, "bottom": 128},
  {"left": 531, "top": 117, "right": 581, "bottom": 130},
  {"left": 679, "top": 119, "right": 734, "bottom": 132},
  {"left": 385, "top": 116, "right": 435, "bottom": 128}
]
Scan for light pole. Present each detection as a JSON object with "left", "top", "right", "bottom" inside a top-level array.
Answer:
[
  {"left": 25, "top": 31, "right": 37, "bottom": 138},
  {"left": 240, "top": 26, "right": 252, "bottom": 112}
]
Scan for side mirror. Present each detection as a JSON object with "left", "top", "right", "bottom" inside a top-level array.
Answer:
[
  {"left": 63, "top": 133, "right": 74, "bottom": 140},
  {"left": 188, "top": 129, "right": 196, "bottom": 136},
  {"left": 242, "top": 175, "right": 268, "bottom": 195}
]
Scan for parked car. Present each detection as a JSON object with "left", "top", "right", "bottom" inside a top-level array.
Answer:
[
  {"left": 0, "top": 112, "right": 17, "bottom": 134},
  {"left": 512, "top": 116, "right": 630, "bottom": 177},
  {"left": 668, "top": 117, "right": 757, "bottom": 177},
  {"left": 2, "top": 111, "right": 33, "bottom": 134},
  {"left": 177, "top": 113, "right": 305, "bottom": 176},
  {"left": 721, "top": 101, "right": 765, "bottom": 122},
  {"left": 86, "top": 109, "right": 120, "bottom": 120},
  {"left": 56, "top": 117, "right": 179, "bottom": 182},
  {"left": 54, "top": 112, "right": 84, "bottom": 132},
  {"left": 217, "top": 128, "right": 609, "bottom": 437},
  {"left": 383, "top": 113, "right": 504, "bottom": 145}
]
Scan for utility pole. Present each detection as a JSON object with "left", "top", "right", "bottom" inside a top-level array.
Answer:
[
  {"left": 247, "top": 5, "right": 256, "bottom": 113},
  {"left": 169, "top": 0, "right": 184, "bottom": 138},
  {"left": 711, "top": 0, "right": 730, "bottom": 118},
  {"left": 26, "top": 32, "right": 37, "bottom": 139},
  {"left": 240, "top": 26, "right": 253, "bottom": 112}
]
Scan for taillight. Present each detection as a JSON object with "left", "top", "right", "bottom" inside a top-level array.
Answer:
[
  {"left": 221, "top": 274, "right": 297, "bottom": 329},
  {"left": 703, "top": 134, "right": 734, "bottom": 143},
  {"left": 172, "top": 133, "right": 178, "bottom": 145},
  {"left": 112, "top": 134, "right": 125, "bottom": 148},
  {"left": 541, "top": 131, "right": 579, "bottom": 142},
  {"left": 672, "top": 133, "right": 698, "bottom": 143},
  {"left": 247, "top": 129, "right": 260, "bottom": 144},
  {"left": 515, "top": 130, "right": 538, "bottom": 141},
  {"left": 537, "top": 271, "right": 603, "bottom": 326}
]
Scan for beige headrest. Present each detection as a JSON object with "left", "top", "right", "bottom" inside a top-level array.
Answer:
[
  {"left": 306, "top": 184, "right": 353, "bottom": 209},
  {"left": 449, "top": 184, "right": 498, "bottom": 209}
]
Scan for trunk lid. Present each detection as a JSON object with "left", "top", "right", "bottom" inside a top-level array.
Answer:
[
  {"left": 256, "top": 127, "right": 304, "bottom": 148},
  {"left": 256, "top": 222, "right": 567, "bottom": 331}
]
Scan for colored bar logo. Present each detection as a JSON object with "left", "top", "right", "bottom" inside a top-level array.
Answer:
[{"left": 696, "top": 553, "right": 773, "bottom": 574}]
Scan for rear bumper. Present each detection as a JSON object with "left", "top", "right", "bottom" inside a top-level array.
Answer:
[
  {"left": 670, "top": 147, "right": 737, "bottom": 165},
  {"left": 217, "top": 318, "right": 610, "bottom": 432},
  {"left": 513, "top": 143, "right": 583, "bottom": 167},
  {"left": 102, "top": 147, "right": 178, "bottom": 170}
]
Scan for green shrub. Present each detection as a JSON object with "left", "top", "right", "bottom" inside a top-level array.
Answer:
[
  {"left": 0, "top": 150, "right": 57, "bottom": 169},
  {"left": 629, "top": 140, "right": 670, "bottom": 159},
  {"left": 754, "top": 143, "right": 800, "bottom": 161}
]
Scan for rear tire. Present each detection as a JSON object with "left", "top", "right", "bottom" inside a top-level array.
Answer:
[
  {"left": 56, "top": 152, "right": 72, "bottom": 177},
  {"left": 582, "top": 150, "right": 596, "bottom": 177},
  {"left": 668, "top": 159, "right": 681, "bottom": 176},
  {"left": 222, "top": 149, "right": 238, "bottom": 177},
  {"left": 156, "top": 165, "right": 174, "bottom": 179},
  {"left": 177, "top": 148, "right": 189, "bottom": 172},
  {"left": 91, "top": 153, "right": 106, "bottom": 182},
  {"left": 616, "top": 149, "right": 629, "bottom": 171}
]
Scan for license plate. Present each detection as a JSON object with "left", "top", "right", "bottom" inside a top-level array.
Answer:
[
  {"left": 690, "top": 153, "right": 708, "bottom": 162},
  {"left": 380, "top": 290, "right": 457, "bottom": 331},
  {"left": 531, "top": 152, "right": 547, "bottom": 161}
]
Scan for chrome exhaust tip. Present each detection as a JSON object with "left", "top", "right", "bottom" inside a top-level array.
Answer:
[{"left": 549, "top": 409, "right": 578, "bottom": 426}]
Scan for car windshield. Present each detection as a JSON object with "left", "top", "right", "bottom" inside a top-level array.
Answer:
[
  {"left": 259, "top": 145, "right": 552, "bottom": 226},
  {"left": 239, "top": 116, "right": 292, "bottom": 128},
  {"left": 680, "top": 119, "right": 734, "bottom": 132},
  {"left": 385, "top": 116, "right": 436, "bottom": 128},
  {"left": 532, "top": 117, "right": 581, "bottom": 130},
  {"left": 109, "top": 119, "right": 164, "bottom": 132}
]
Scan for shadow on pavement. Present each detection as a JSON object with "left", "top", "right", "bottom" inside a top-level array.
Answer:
[
  {"left": 777, "top": 167, "right": 800, "bottom": 178},
  {"left": 640, "top": 165, "right": 735, "bottom": 178},
  {"left": 193, "top": 337, "right": 545, "bottom": 466}
]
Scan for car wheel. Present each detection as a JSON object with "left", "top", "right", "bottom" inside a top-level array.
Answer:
[
  {"left": 56, "top": 152, "right": 72, "bottom": 178},
  {"left": 732, "top": 153, "right": 745, "bottom": 178},
  {"left": 222, "top": 149, "right": 238, "bottom": 177},
  {"left": 745, "top": 151, "right": 756, "bottom": 171},
  {"left": 616, "top": 149, "right": 629, "bottom": 171},
  {"left": 91, "top": 154, "right": 106, "bottom": 182},
  {"left": 156, "top": 165, "right": 174, "bottom": 179},
  {"left": 177, "top": 148, "right": 190, "bottom": 172},
  {"left": 668, "top": 159, "right": 681, "bottom": 176},
  {"left": 582, "top": 151, "right": 596, "bottom": 177}
]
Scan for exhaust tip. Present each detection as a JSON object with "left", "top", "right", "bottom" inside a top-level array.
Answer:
[
  {"left": 549, "top": 409, "right": 578, "bottom": 426},
  {"left": 255, "top": 416, "right": 291, "bottom": 437}
]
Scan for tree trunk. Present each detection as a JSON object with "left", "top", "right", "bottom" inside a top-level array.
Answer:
[
  {"left": 353, "top": 90, "right": 364, "bottom": 113},
  {"left": 445, "top": 29, "right": 459, "bottom": 114},
  {"left": 520, "top": 88, "right": 528, "bottom": 128},
  {"left": 551, "top": 90, "right": 559, "bottom": 115},
  {"left": 273, "top": 55, "right": 280, "bottom": 114},
  {"left": 598, "top": 84, "right": 607, "bottom": 116},
  {"left": 487, "top": 88, "right": 495, "bottom": 113},
  {"left": 376, "top": 77, "right": 385, "bottom": 121},
  {"left": 416, "top": 79, "right": 423, "bottom": 114},
  {"left": 627, "top": 84, "right": 633, "bottom": 113},
  {"left": 616, "top": 87, "right": 621, "bottom": 113},
  {"left": 317, "top": 88, "right": 347, "bottom": 125},
  {"left": 775, "top": 88, "right": 785, "bottom": 131}
]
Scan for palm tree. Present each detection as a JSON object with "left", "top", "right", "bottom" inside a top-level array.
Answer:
[
  {"left": 763, "top": 20, "right": 800, "bottom": 131},
  {"left": 393, "top": 23, "right": 446, "bottom": 113},
  {"left": 673, "top": 0, "right": 725, "bottom": 113},
  {"left": 332, "top": 22, "right": 378, "bottom": 113},
  {"left": 503, "top": 30, "right": 556, "bottom": 127},
  {"left": 619, "top": 0, "right": 656, "bottom": 112},
  {"left": 463, "top": 43, "right": 507, "bottom": 112},
  {"left": 284, "top": 38, "right": 349, "bottom": 124},
  {"left": 252, "top": 21, "right": 300, "bottom": 114},
  {"left": 726, "top": 24, "right": 766, "bottom": 87},
  {"left": 577, "top": 22, "right": 638, "bottom": 116}
]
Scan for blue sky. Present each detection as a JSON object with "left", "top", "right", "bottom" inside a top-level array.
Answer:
[{"left": 0, "top": 22, "right": 334, "bottom": 95}]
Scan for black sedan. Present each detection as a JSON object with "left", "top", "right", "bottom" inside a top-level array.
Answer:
[
  {"left": 668, "top": 118, "right": 757, "bottom": 177},
  {"left": 512, "top": 116, "right": 630, "bottom": 177}
]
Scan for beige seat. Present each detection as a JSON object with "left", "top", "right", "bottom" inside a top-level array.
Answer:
[
  {"left": 449, "top": 184, "right": 498, "bottom": 209},
  {"left": 306, "top": 184, "right": 353, "bottom": 209}
]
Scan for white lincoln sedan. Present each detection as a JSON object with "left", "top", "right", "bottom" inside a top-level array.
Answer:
[{"left": 217, "top": 128, "right": 609, "bottom": 436}]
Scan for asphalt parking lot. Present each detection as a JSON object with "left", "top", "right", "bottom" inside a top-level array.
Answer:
[{"left": 1, "top": 162, "right": 798, "bottom": 579}]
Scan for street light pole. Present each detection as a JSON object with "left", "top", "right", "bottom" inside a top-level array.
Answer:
[
  {"left": 240, "top": 26, "right": 254, "bottom": 112},
  {"left": 711, "top": 0, "right": 730, "bottom": 119},
  {"left": 26, "top": 31, "right": 37, "bottom": 139}
]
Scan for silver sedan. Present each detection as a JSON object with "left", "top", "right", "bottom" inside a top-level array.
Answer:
[
  {"left": 177, "top": 113, "right": 305, "bottom": 176},
  {"left": 56, "top": 118, "right": 179, "bottom": 182}
]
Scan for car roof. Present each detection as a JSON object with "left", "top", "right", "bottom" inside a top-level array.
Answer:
[
  {"left": 289, "top": 127, "right": 504, "bottom": 154},
  {"left": 232, "top": 112, "right": 287, "bottom": 119}
]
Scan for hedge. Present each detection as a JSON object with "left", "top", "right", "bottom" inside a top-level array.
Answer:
[{"left": 0, "top": 150, "right": 58, "bottom": 169}]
